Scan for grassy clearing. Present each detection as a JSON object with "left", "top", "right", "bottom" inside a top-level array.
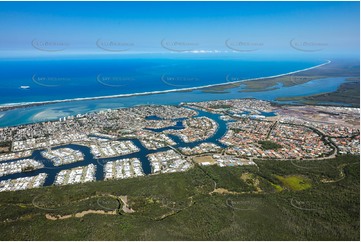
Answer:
[
  {"left": 192, "top": 155, "right": 217, "bottom": 165},
  {"left": 275, "top": 175, "right": 312, "bottom": 191},
  {"left": 270, "top": 182, "right": 284, "bottom": 192}
]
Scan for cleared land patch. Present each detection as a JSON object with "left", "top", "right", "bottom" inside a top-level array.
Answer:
[
  {"left": 192, "top": 155, "right": 217, "bottom": 165},
  {"left": 275, "top": 175, "right": 312, "bottom": 191}
]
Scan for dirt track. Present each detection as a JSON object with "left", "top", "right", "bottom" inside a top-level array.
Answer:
[{"left": 45, "top": 209, "right": 117, "bottom": 220}]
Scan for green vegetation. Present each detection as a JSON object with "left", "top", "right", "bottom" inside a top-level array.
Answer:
[
  {"left": 241, "top": 75, "right": 325, "bottom": 91},
  {"left": 21, "top": 166, "right": 36, "bottom": 172},
  {"left": 200, "top": 83, "right": 240, "bottom": 93},
  {"left": 0, "top": 141, "right": 11, "bottom": 154},
  {"left": 270, "top": 182, "right": 284, "bottom": 192},
  {"left": 241, "top": 60, "right": 359, "bottom": 93},
  {"left": 201, "top": 89, "right": 230, "bottom": 94},
  {"left": 0, "top": 155, "right": 359, "bottom": 240},
  {"left": 199, "top": 60, "right": 360, "bottom": 103},
  {"left": 276, "top": 79, "right": 360, "bottom": 107},
  {"left": 265, "top": 61, "right": 360, "bottom": 106},
  {"left": 275, "top": 175, "right": 312, "bottom": 191},
  {"left": 305, "top": 80, "right": 360, "bottom": 106},
  {"left": 200, "top": 75, "right": 326, "bottom": 93},
  {"left": 258, "top": 140, "right": 282, "bottom": 150}
]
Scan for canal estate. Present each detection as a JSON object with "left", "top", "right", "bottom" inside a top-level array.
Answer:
[{"left": 0, "top": 99, "right": 359, "bottom": 192}]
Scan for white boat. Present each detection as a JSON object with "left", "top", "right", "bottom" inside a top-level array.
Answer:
[{"left": 20, "top": 86, "right": 30, "bottom": 89}]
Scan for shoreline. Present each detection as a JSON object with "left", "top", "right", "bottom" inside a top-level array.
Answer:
[{"left": 0, "top": 60, "right": 331, "bottom": 112}]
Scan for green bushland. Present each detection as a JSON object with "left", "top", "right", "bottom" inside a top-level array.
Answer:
[
  {"left": 275, "top": 61, "right": 360, "bottom": 107},
  {"left": 200, "top": 83, "right": 240, "bottom": 93},
  {"left": 0, "top": 155, "right": 359, "bottom": 240},
  {"left": 258, "top": 140, "right": 282, "bottom": 150},
  {"left": 242, "top": 75, "right": 325, "bottom": 91},
  {"left": 276, "top": 80, "right": 360, "bottom": 107},
  {"left": 0, "top": 141, "right": 11, "bottom": 153}
]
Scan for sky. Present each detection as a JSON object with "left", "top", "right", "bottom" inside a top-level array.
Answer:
[{"left": 0, "top": 1, "right": 359, "bottom": 59}]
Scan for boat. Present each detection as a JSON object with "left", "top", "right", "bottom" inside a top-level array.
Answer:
[{"left": 20, "top": 86, "right": 30, "bottom": 89}]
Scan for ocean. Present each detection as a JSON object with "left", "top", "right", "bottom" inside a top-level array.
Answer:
[
  {"left": 0, "top": 56, "right": 347, "bottom": 127},
  {"left": 0, "top": 56, "right": 324, "bottom": 105}
]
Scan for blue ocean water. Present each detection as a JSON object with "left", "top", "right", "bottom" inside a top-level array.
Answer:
[
  {"left": 0, "top": 56, "right": 349, "bottom": 128},
  {"left": 0, "top": 76, "right": 348, "bottom": 128},
  {"left": 0, "top": 56, "right": 323, "bottom": 105}
]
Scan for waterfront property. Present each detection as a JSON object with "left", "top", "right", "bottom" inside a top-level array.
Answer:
[
  {"left": 41, "top": 148, "right": 84, "bottom": 166},
  {"left": 148, "top": 150, "right": 192, "bottom": 174},
  {"left": 0, "top": 150, "right": 32, "bottom": 162},
  {"left": 180, "top": 143, "right": 222, "bottom": 155},
  {"left": 164, "top": 117, "right": 218, "bottom": 143},
  {"left": 104, "top": 158, "right": 144, "bottom": 180},
  {"left": 0, "top": 159, "right": 43, "bottom": 177},
  {"left": 90, "top": 140, "right": 139, "bottom": 158},
  {"left": 0, "top": 173, "right": 47, "bottom": 192},
  {"left": 136, "top": 130, "right": 176, "bottom": 150},
  {"left": 54, "top": 164, "right": 96, "bottom": 186}
]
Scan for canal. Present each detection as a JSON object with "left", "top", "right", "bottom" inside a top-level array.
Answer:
[{"left": 0, "top": 107, "right": 268, "bottom": 187}]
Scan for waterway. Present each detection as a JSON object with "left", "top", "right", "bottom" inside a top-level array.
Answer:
[
  {"left": 0, "top": 76, "right": 348, "bottom": 128},
  {"left": 0, "top": 107, "right": 238, "bottom": 187}
]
